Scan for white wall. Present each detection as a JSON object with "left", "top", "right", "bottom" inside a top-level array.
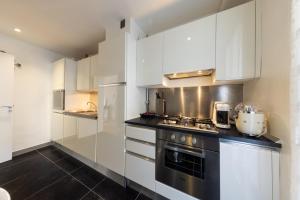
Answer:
[
  {"left": 243, "top": 0, "right": 292, "bottom": 199},
  {"left": 0, "top": 33, "right": 63, "bottom": 152}
]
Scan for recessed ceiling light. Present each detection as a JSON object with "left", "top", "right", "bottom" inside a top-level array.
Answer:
[
  {"left": 14, "top": 28, "right": 21, "bottom": 33},
  {"left": 187, "top": 37, "right": 192, "bottom": 41}
]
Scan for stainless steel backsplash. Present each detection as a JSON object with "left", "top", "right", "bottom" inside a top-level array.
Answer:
[{"left": 148, "top": 84, "right": 243, "bottom": 118}]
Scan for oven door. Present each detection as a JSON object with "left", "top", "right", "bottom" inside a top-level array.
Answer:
[
  {"left": 156, "top": 139, "right": 220, "bottom": 200},
  {"left": 53, "top": 90, "right": 65, "bottom": 111}
]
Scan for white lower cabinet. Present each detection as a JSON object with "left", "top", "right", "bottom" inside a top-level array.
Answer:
[
  {"left": 125, "top": 125, "right": 156, "bottom": 192},
  {"left": 51, "top": 112, "right": 64, "bottom": 145},
  {"left": 220, "top": 140, "right": 279, "bottom": 200},
  {"left": 125, "top": 153, "right": 155, "bottom": 191},
  {"left": 63, "top": 115, "right": 97, "bottom": 162},
  {"left": 155, "top": 181, "right": 199, "bottom": 200}
]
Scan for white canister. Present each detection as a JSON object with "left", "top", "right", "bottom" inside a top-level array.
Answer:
[{"left": 235, "top": 112, "right": 267, "bottom": 136}]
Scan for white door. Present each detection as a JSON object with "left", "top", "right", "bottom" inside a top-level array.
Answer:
[
  {"left": 216, "top": 1, "right": 256, "bottom": 81},
  {"left": 97, "top": 84, "right": 125, "bottom": 176},
  {"left": 220, "top": 141, "right": 273, "bottom": 200},
  {"left": 0, "top": 53, "right": 14, "bottom": 163}
]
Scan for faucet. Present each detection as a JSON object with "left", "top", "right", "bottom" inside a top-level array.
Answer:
[{"left": 87, "top": 102, "right": 97, "bottom": 112}]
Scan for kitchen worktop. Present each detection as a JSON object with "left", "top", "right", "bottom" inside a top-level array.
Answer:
[
  {"left": 64, "top": 111, "right": 97, "bottom": 120},
  {"left": 125, "top": 117, "right": 282, "bottom": 149}
]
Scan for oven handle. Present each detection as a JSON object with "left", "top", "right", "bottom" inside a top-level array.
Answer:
[{"left": 164, "top": 143, "right": 205, "bottom": 158}]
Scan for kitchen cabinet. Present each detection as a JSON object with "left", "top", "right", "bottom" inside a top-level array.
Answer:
[
  {"left": 53, "top": 59, "right": 65, "bottom": 90},
  {"left": 52, "top": 58, "right": 77, "bottom": 91},
  {"left": 220, "top": 140, "right": 279, "bottom": 200},
  {"left": 51, "top": 112, "right": 64, "bottom": 145},
  {"left": 77, "top": 55, "right": 99, "bottom": 91},
  {"left": 63, "top": 115, "right": 97, "bottom": 162},
  {"left": 163, "top": 14, "right": 216, "bottom": 74},
  {"left": 76, "top": 118, "right": 97, "bottom": 161},
  {"left": 98, "top": 34, "right": 126, "bottom": 84},
  {"left": 136, "top": 33, "right": 164, "bottom": 86},
  {"left": 156, "top": 181, "right": 198, "bottom": 200},
  {"left": 125, "top": 125, "right": 156, "bottom": 191},
  {"left": 215, "top": 1, "right": 256, "bottom": 81},
  {"left": 90, "top": 54, "right": 100, "bottom": 90},
  {"left": 77, "top": 57, "right": 91, "bottom": 91}
]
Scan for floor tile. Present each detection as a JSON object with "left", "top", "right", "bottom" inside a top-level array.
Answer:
[
  {"left": 81, "top": 191, "right": 103, "bottom": 200},
  {"left": 137, "top": 194, "right": 153, "bottom": 200},
  {"left": 0, "top": 150, "right": 40, "bottom": 170},
  {"left": 27, "top": 176, "right": 89, "bottom": 200},
  {"left": 38, "top": 148, "right": 67, "bottom": 162},
  {"left": 71, "top": 166, "right": 105, "bottom": 189},
  {"left": 1, "top": 157, "right": 66, "bottom": 199},
  {"left": 56, "top": 155, "right": 83, "bottom": 173},
  {"left": 0, "top": 153, "right": 45, "bottom": 186},
  {"left": 93, "top": 179, "right": 139, "bottom": 200}
]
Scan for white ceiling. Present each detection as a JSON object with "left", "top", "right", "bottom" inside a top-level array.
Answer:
[{"left": 0, "top": 0, "right": 250, "bottom": 59}]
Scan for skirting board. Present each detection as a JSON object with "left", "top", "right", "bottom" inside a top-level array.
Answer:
[{"left": 13, "top": 142, "right": 53, "bottom": 157}]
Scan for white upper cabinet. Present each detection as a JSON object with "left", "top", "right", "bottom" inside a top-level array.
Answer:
[
  {"left": 136, "top": 33, "right": 164, "bottom": 86},
  {"left": 77, "top": 55, "right": 100, "bottom": 91},
  {"left": 53, "top": 59, "right": 65, "bottom": 90},
  {"left": 90, "top": 54, "right": 100, "bottom": 90},
  {"left": 53, "top": 58, "right": 77, "bottom": 91},
  {"left": 163, "top": 14, "right": 216, "bottom": 74},
  {"left": 77, "top": 57, "right": 91, "bottom": 91},
  {"left": 216, "top": 1, "right": 256, "bottom": 81},
  {"left": 98, "top": 33, "right": 126, "bottom": 84}
]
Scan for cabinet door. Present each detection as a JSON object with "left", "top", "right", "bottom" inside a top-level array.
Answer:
[
  {"left": 136, "top": 33, "right": 163, "bottom": 86},
  {"left": 51, "top": 112, "right": 63, "bottom": 145},
  {"left": 77, "top": 57, "right": 91, "bottom": 91},
  {"left": 216, "top": 1, "right": 256, "bottom": 81},
  {"left": 98, "top": 33, "right": 126, "bottom": 84},
  {"left": 77, "top": 118, "right": 97, "bottom": 161},
  {"left": 220, "top": 141, "right": 272, "bottom": 200},
  {"left": 63, "top": 115, "right": 77, "bottom": 152},
  {"left": 163, "top": 15, "right": 216, "bottom": 74},
  {"left": 90, "top": 54, "right": 100, "bottom": 90},
  {"left": 53, "top": 59, "right": 65, "bottom": 90},
  {"left": 125, "top": 153, "right": 155, "bottom": 191},
  {"left": 97, "top": 85, "right": 125, "bottom": 176},
  {"left": 64, "top": 59, "right": 77, "bottom": 92}
]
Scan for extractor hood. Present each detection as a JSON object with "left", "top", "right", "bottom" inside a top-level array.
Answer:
[{"left": 164, "top": 69, "right": 214, "bottom": 80}]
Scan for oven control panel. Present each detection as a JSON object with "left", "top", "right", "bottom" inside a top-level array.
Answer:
[{"left": 156, "top": 129, "right": 219, "bottom": 152}]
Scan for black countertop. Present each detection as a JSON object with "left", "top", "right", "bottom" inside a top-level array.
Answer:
[{"left": 125, "top": 117, "right": 282, "bottom": 150}]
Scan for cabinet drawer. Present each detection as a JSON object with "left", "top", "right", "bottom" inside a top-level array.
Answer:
[
  {"left": 125, "top": 153, "right": 155, "bottom": 191},
  {"left": 126, "top": 139, "right": 155, "bottom": 159},
  {"left": 126, "top": 126, "right": 156, "bottom": 144}
]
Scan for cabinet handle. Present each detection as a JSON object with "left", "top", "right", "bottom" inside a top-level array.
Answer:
[{"left": 126, "top": 151, "right": 155, "bottom": 163}]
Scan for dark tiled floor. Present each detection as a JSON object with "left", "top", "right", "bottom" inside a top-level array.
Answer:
[{"left": 0, "top": 146, "right": 152, "bottom": 200}]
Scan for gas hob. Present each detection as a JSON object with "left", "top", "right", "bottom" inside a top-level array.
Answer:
[{"left": 158, "top": 117, "right": 219, "bottom": 134}]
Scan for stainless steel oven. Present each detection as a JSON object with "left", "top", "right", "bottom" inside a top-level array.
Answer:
[
  {"left": 156, "top": 129, "right": 220, "bottom": 200},
  {"left": 53, "top": 90, "right": 65, "bottom": 110}
]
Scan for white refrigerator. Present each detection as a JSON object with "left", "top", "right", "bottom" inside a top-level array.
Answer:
[
  {"left": 96, "top": 32, "right": 145, "bottom": 176},
  {"left": 0, "top": 52, "right": 14, "bottom": 163}
]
